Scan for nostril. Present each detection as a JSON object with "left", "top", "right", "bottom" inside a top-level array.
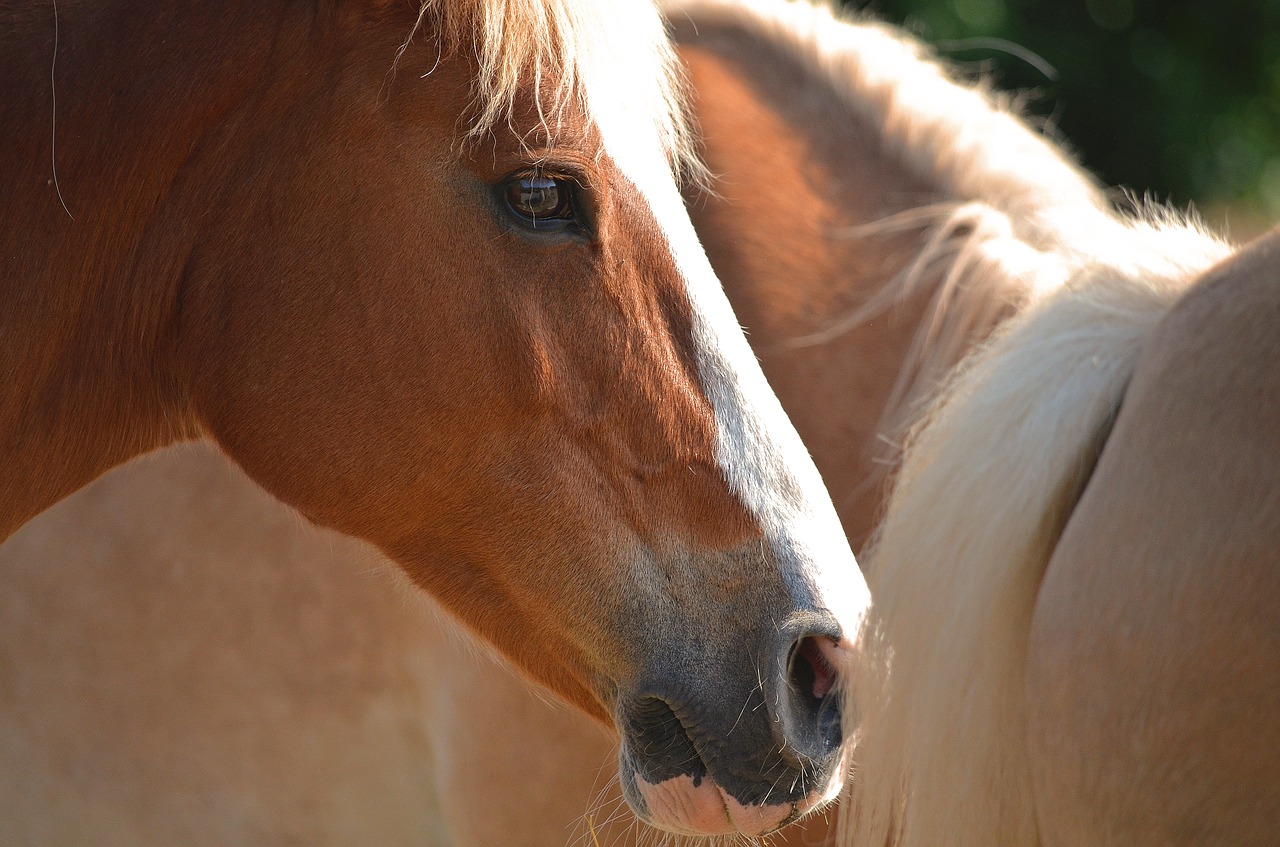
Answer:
[
  {"left": 793, "top": 636, "right": 838, "bottom": 699},
  {"left": 786, "top": 635, "right": 843, "bottom": 753}
]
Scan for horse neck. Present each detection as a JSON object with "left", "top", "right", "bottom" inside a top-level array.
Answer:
[
  {"left": 0, "top": 1, "right": 291, "bottom": 536},
  {"left": 675, "top": 5, "right": 1094, "bottom": 550}
]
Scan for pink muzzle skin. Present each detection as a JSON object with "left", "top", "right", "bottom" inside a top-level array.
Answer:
[{"left": 634, "top": 746, "right": 849, "bottom": 836}]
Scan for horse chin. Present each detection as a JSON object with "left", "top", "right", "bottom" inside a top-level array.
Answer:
[{"left": 619, "top": 745, "right": 849, "bottom": 837}]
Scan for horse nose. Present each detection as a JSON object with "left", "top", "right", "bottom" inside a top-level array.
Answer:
[
  {"left": 619, "top": 612, "right": 850, "bottom": 836},
  {"left": 769, "top": 616, "right": 845, "bottom": 767}
]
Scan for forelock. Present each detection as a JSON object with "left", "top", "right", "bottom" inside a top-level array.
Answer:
[{"left": 408, "top": 0, "right": 705, "bottom": 184}]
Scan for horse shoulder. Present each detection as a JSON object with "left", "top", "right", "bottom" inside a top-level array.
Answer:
[{"left": 1026, "top": 227, "right": 1280, "bottom": 846}]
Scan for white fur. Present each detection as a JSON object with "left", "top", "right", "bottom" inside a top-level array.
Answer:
[
  {"left": 584, "top": 6, "right": 871, "bottom": 831},
  {"left": 588, "top": 2, "right": 871, "bottom": 654},
  {"left": 598, "top": 103, "right": 872, "bottom": 649}
]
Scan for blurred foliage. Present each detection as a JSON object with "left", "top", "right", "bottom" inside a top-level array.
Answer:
[{"left": 850, "top": 0, "right": 1280, "bottom": 219}]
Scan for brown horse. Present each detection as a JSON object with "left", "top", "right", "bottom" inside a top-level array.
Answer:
[
  {"left": 1, "top": 0, "right": 1040, "bottom": 843},
  {"left": 0, "top": 0, "right": 870, "bottom": 837}
]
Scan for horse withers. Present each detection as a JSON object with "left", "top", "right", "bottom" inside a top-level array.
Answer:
[{"left": 0, "top": 0, "right": 867, "bottom": 835}]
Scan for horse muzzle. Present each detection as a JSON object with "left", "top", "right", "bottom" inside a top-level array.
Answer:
[{"left": 615, "top": 616, "right": 849, "bottom": 836}]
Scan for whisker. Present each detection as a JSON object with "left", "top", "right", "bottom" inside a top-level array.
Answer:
[{"left": 49, "top": 0, "right": 74, "bottom": 219}]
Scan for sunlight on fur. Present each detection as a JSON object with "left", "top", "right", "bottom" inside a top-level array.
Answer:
[
  {"left": 787, "top": 200, "right": 1071, "bottom": 444},
  {"left": 675, "top": 0, "right": 1116, "bottom": 444}
]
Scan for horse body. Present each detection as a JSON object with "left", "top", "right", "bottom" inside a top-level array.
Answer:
[
  {"left": 821, "top": 15, "right": 1279, "bottom": 841},
  {"left": 2, "top": 0, "right": 869, "bottom": 836},
  {"left": 0, "top": 447, "right": 451, "bottom": 846},
  {"left": 1025, "top": 231, "right": 1280, "bottom": 846},
  {"left": 850, "top": 218, "right": 1280, "bottom": 847}
]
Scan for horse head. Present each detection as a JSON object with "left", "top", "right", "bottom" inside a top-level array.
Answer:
[{"left": 1, "top": 0, "right": 868, "bottom": 834}]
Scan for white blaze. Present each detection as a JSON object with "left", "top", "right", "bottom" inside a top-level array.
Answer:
[{"left": 579, "top": 8, "right": 871, "bottom": 644}]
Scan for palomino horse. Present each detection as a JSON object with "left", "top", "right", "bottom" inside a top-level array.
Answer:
[
  {"left": 798, "top": 10, "right": 1280, "bottom": 847},
  {"left": 1, "top": 0, "right": 871, "bottom": 838},
  {"left": 849, "top": 221, "right": 1280, "bottom": 846},
  {"left": 847, "top": 173, "right": 1279, "bottom": 844},
  {"left": 1, "top": 0, "right": 1063, "bottom": 843}
]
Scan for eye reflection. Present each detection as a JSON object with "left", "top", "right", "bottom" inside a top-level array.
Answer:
[{"left": 504, "top": 174, "right": 575, "bottom": 228}]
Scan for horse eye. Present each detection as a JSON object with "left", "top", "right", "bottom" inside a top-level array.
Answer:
[{"left": 504, "top": 174, "right": 575, "bottom": 228}]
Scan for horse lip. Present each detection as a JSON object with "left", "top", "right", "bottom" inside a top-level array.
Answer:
[{"left": 623, "top": 753, "right": 838, "bottom": 837}]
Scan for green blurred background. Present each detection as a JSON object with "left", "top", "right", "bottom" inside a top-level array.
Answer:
[{"left": 848, "top": 0, "right": 1280, "bottom": 236}]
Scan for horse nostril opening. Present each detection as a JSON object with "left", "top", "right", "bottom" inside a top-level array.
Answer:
[
  {"left": 793, "top": 636, "right": 837, "bottom": 699},
  {"left": 786, "top": 635, "right": 842, "bottom": 751}
]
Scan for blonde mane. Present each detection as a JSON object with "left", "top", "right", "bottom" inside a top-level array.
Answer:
[
  {"left": 847, "top": 221, "right": 1231, "bottom": 847},
  {"left": 406, "top": 0, "right": 704, "bottom": 183},
  {"left": 662, "top": 3, "right": 1236, "bottom": 847}
]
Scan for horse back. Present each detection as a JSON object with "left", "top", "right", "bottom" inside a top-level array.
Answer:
[{"left": 1026, "top": 226, "right": 1280, "bottom": 846}]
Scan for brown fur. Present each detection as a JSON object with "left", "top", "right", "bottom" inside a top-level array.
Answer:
[
  {"left": 23, "top": 0, "right": 1266, "bottom": 844},
  {"left": 674, "top": 19, "right": 942, "bottom": 552},
  {"left": 3, "top": 0, "right": 795, "bottom": 713}
]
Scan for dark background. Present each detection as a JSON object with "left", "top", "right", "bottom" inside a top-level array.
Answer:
[{"left": 849, "top": 0, "right": 1280, "bottom": 232}]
